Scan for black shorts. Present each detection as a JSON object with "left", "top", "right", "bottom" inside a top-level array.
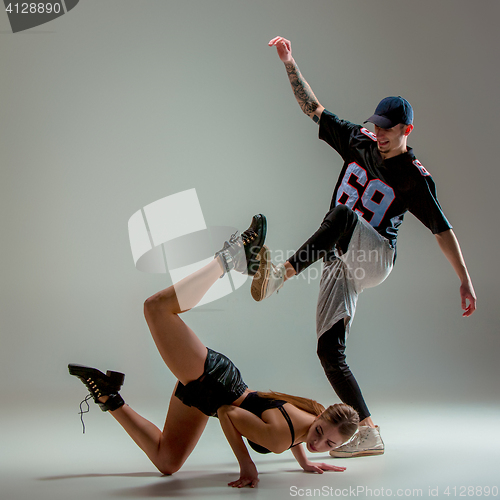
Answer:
[{"left": 174, "top": 348, "right": 248, "bottom": 417}]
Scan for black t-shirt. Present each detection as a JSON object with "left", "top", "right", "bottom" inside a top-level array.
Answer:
[{"left": 319, "top": 110, "right": 452, "bottom": 247}]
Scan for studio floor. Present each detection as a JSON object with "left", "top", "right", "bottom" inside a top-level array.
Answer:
[{"left": 2, "top": 400, "right": 499, "bottom": 500}]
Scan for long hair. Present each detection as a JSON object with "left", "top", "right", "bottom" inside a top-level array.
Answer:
[
  {"left": 257, "top": 391, "right": 359, "bottom": 440},
  {"left": 257, "top": 391, "right": 325, "bottom": 416},
  {"left": 321, "top": 403, "right": 359, "bottom": 440}
]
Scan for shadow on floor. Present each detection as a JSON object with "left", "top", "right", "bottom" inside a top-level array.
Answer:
[
  {"left": 109, "top": 472, "right": 264, "bottom": 497},
  {"left": 38, "top": 472, "right": 164, "bottom": 480},
  {"left": 38, "top": 468, "right": 294, "bottom": 497}
]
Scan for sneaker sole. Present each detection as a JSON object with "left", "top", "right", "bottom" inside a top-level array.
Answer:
[
  {"left": 251, "top": 246, "right": 271, "bottom": 301},
  {"left": 246, "top": 215, "right": 267, "bottom": 276},
  {"left": 68, "top": 364, "right": 125, "bottom": 389},
  {"left": 330, "top": 448, "right": 384, "bottom": 458}
]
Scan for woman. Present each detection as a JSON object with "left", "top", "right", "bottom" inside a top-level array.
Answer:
[{"left": 69, "top": 215, "right": 359, "bottom": 488}]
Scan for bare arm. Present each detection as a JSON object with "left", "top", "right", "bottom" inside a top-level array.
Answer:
[
  {"left": 291, "top": 443, "right": 347, "bottom": 474},
  {"left": 219, "top": 404, "right": 291, "bottom": 452},
  {"left": 435, "top": 229, "right": 476, "bottom": 317},
  {"left": 217, "top": 405, "right": 259, "bottom": 488},
  {"left": 269, "top": 36, "right": 325, "bottom": 122}
]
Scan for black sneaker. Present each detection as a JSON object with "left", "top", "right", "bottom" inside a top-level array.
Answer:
[
  {"left": 68, "top": 364, "right": 125, "bottom": 412},
  {"left": 215, "top": 214, "right": 267, "bottom": 276}
]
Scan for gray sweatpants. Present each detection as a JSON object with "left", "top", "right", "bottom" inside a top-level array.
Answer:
[{"left": 316, "top": 214, "right": 395, "bottom": 339}]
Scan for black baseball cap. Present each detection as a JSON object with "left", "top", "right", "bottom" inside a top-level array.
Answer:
[{"left": 364, "top": 96, "right": 413, "bottom": 129}]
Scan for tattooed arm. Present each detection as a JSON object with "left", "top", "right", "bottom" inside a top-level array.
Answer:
[{"left": 268, "top": 36, "right": 325, "bottom": 122}]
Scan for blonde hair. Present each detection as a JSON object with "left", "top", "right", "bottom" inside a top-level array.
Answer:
[
  {"left": 321, "top": 403, "right": 359, "bottom": 441},
  {"left": 257, "top": 391, "right": 359, "bottom": 440},
  {"left": 257, "top": 391, "right": 325, "bottom": 416}
]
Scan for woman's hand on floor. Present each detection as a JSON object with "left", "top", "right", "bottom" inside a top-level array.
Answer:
[
  {"left": 228, "top": 462, "right": 259, "bottom": 488},
  {"left": 301, "top": 461, "right": 347, "bottom": 474}
]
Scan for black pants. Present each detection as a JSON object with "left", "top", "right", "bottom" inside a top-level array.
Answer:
[
  {"left": 288, "top": 204, "right": 358, "bottom": 275},
  {"left": 317, "top": 319, "right": 370, "bottom": 421}
]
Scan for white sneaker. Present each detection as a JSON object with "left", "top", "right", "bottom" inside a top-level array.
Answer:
[
  {"left": 251, "top": 246, "right": 285, "bottom": 301},
  {"left": 329, "top": 425, "right": 384, "bottom": 458}
]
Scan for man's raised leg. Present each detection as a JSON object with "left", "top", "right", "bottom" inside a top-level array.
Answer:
[{"left": 252, "top": 205, "right": 357, "bottom": 301}]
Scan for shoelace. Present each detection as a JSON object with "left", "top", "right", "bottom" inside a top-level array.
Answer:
[
  {"left": 228, "top": 231, "right": 238, "bottom": 242},
  {"left": 78, "top": 393, "right": 93, "bottom": 434},
  {"left": 271, "top": 262, "right": 283, "bottom": 277},
  {"left": 241, "top": 230, "right": 257, "bottom": 245},
  {"left": 228, "top": 228, "right": 257, "bottom": 247},
  {"left": 269, "top": 263, "right": 284, "bottom": 294},
  {"left": 337, "top": 429, "right": 361, "bottom": 449}
]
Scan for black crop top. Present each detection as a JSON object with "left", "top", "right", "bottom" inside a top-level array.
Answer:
[{"left": 239, "top": 392, "right": 296, "bottom": 454}]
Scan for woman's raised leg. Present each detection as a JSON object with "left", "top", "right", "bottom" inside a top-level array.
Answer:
[
  {"left": 70, "top": 216, "right": 266, "bottom": 473},
  {"left": 145, "top": 214, "right": 267, "bottom": 384},
  {"left": 103, "top": 245, "right": 249, "bottom": 473},
  {"left": 144, "top": 258, "right": 223, "bottom": 385},
  {"left": 75, "top": 257, "right": 221, "bottom": 474}
]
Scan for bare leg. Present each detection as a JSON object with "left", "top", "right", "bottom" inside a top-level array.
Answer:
[
  {"left": 95, "top": 259, "right": 226, "bottom": 473},
  {"left": 144, "top": 258, "right": 224, "bottom": 384},
  {"left": 103, "top": 389, "right": 209, "bottom": 474}
]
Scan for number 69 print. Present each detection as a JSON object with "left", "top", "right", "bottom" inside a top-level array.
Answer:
[{"left": 336, "top": 162, "right": 396, "bottom": 228}]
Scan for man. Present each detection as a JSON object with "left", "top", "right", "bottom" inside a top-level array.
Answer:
[{"left": 251, "top": 36, "right": 477, "bottom": 458}]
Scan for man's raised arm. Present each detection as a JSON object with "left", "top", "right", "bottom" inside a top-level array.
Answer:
[{"left": 268, "top": 36, "right": 325, "bottom": 122}]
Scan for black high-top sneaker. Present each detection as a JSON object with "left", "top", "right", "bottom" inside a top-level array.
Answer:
[
  {"left": 68, "top": 364, "right": 125, "bottom": 412},
  {"left": 215, "top": 214, "right": 267, "bottom": 277}
]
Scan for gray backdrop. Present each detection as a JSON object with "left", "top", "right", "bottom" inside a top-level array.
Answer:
[{"left": 1, "top": 0, "right": 499, "bottom": 414}]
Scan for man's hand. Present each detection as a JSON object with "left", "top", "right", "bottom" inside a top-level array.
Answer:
[
  {"left": 460, "top": 280, "right": 477, "bottom": 317},
  {"left": 301, "top": 461, "right": 347, "bottom": 474},
  {"left": 267, "top": 36, "right": 324, "bottom": 119},
  {"left": 228, "top": 462, "right": 259, "bottom": 488},
  {"left": 268, "top": 36, "right": 293, "bottom": 64}
]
